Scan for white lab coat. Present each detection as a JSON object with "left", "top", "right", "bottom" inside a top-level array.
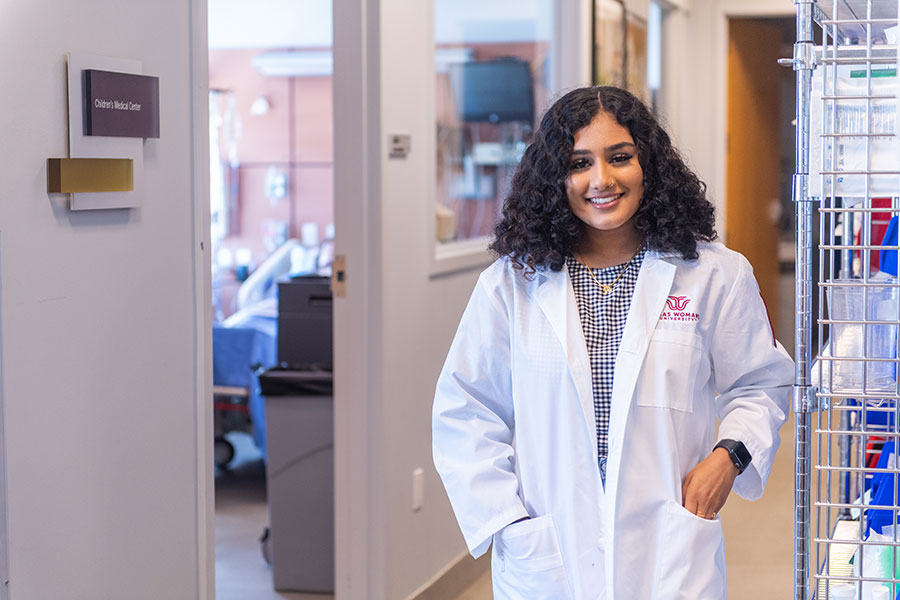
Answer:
[{"left": 432, "top": 242, "right": 793, "bottom": 599}]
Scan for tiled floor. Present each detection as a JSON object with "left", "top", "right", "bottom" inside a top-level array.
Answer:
[
  {"left": 215, "top": 433, "right": 331, "bottom": 600},
  {"left": 454, "top": 572, "right": 491, "bottom": 599}
]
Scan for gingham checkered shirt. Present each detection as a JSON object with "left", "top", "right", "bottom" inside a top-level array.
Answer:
[{"left": 567, "top": 248, "right": 646, "bottom": 462}]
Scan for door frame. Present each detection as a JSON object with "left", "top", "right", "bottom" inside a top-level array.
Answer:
[
  {"left": 189, "top": 0, "right": 376, "bottom": 595},
  {"left": 190, "top": 0, "right": 215, "bottom": 598},
  {"left": 331, "top": 0, "right": 384, "bottom": 595}
]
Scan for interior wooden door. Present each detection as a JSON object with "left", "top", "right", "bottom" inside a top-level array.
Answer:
[{"left": 726, "top": 18, "right": 783, "bottom": 314}]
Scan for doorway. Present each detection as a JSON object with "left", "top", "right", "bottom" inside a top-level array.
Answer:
[
  {"left": 725, "top": 17, "right": 797, "bottom": 348},
  {"left": 207, "top": 2, "right": 336, "bottom": 599}
]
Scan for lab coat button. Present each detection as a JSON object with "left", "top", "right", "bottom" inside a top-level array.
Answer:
[{"left": 596, "top": 535, "right": 604, "bottom": 547}]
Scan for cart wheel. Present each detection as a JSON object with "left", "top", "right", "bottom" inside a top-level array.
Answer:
[
  {"left": 214, "top": 437, "right": 235, "bottom": 468},
  {"left": 259, "top": 526, "right": 272, "bottom": 565}
]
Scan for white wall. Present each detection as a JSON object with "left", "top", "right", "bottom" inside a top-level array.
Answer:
[
  {"left": 377, "top": 4, "right": 484, "bottom": 594},
  {"left": 333, "top": 0, "right": 472, "bottom": 595},
  {"left": 0, "top": 1, "right": 209, "bottom": 598}
]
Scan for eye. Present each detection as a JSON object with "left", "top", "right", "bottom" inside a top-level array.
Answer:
[
  {"left": 569, "top": 157, "right": 591, "bottom": 171},
  {"left": 610, "top": 153, "right": 633, "bottom": 164}
]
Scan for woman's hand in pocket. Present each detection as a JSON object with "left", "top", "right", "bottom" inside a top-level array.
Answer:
[{"left": 681, "top": 448, "right": 739, "bottom": 519}]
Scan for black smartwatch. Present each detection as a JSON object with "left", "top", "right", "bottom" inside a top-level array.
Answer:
[{"left": 714, "top": 439, "right": 752, "bottom": 474}]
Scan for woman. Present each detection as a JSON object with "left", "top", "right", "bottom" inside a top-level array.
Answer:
[{"left": 432, "top": 87, "right": 793, "bottom": 599}]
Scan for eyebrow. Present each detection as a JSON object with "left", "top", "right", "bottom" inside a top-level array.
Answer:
[{"left": 571, "top": 142, "right": 636, "bottom": 155}]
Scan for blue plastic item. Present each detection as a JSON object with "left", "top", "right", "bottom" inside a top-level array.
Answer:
[
  {"left": 866, "top": 440, "right": 899, "bottom": 538},
  {"left": 212, "top": 322, "right": 277, "bottom": 459},
  {"left": 880, "top": 216, "right": 898, "bottom": 276}
]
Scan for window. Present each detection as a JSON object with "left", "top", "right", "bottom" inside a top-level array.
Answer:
[{"left": 433, "top": 0, "right": 557, "bottom": 248}]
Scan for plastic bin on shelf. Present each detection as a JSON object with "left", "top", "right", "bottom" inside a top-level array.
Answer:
[{"left": 826, "top": 278, "right": 899, "bottom": 393}]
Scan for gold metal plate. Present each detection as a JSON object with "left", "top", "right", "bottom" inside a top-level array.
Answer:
[{"left": 47, "top": 158, "right": 134, "bottom": 193}]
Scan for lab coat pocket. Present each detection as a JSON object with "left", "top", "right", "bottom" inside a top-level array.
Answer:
[
  {"left": 636, "top": 329, "right": 704, "bottom": 413},
  {"left": 655, "top": 501, "right": 726, "bottom": 600},
  {"left": 491, "top": 514, "right": 573, "bottom": 599}
]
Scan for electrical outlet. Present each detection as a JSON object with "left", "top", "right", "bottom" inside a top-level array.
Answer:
[{"left": 412, "top": 468, "right": 425, "bottom": 512}]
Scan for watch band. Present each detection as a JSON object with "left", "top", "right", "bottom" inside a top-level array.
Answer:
[{"left": 714, "top": 439, "right": 752, "bottom": 474}]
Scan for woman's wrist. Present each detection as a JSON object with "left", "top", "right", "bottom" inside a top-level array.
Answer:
[{"left": 712, "top": 447, "right": 740, "bottom": 478}]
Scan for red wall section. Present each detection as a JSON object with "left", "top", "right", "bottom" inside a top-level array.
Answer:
[
  {"left": 209, "top": 48, "right": 334, "bottom": 270},
  {"left": 293, "top": 77, "right": 334, "bottom": 163}
]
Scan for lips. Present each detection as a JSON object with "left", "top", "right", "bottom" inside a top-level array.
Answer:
[{"left": 588, "top": 193, "right": 624, "bottom": 207}]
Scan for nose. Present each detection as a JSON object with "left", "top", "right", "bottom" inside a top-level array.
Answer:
[{"left": 589, "top": 164, "right": 614, "bottom": 191}]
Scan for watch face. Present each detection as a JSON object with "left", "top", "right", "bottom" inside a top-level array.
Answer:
[
  {"left": 733, "top": 443, "right": 752, "bottom": 467},
  {"left": 717, "top": 439, "right": 751, "bottom": 470}
]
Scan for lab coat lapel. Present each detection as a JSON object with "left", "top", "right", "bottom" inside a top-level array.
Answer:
[
  {"left": 533, "top": 268, "right": 596, "bottom": 452},
  {"left": 606, "top": 252, "right": 675, "bottom": 462},
  {"left": 603, "top": 251, "right": 675, "bottom": 595}
]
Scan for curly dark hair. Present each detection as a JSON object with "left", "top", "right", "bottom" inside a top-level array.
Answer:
[{"left": 490, "top": 86, "right": 716, "bottom": 274}]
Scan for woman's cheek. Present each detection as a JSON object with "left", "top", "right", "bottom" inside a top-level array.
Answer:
[{"left": 567, "top": 173, "right": 585, "bottom": 194}]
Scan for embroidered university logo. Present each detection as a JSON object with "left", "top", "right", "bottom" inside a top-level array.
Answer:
[
  {"left": 666, "top": 295, "right": 691, "bottom": 311},
  {"left": 661, "top": 295, "right": 700, "bottom": 322}
]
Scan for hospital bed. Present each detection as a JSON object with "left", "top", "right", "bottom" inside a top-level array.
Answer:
[{"left": 212, "top": 240, "right": 299, "bottom": 466}]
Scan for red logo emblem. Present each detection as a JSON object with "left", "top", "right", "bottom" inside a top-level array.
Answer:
[
  {"left": 666, "top": 296, "right": 691, "bottom": 311},
  {"left": 661, "top": 295, "right": 699, "bottom": 322}
]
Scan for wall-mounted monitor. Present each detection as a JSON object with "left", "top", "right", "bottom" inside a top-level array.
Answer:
[{"left": 451, "top": 57, "right": 534, "bottom": 126}]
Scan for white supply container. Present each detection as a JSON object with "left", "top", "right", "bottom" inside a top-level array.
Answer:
[
  {"left": 826, "top": 581, "right": 857, "bottom": 599},
  {"left": 827, "top": 278, "right": 899, "bottom": 392},
  {"left": 872, "top": 585, "right": 891, "bottom": 600},
  {"left": 810, "top": 64, "right": 899, "bottom": 199}
]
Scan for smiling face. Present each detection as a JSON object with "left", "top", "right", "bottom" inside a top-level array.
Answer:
[{"left": 565, "top": 111, "right": 644, "bottom": 256}]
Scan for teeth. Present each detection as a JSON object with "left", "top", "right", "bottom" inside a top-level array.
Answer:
[{"left": 589, "top": 194, "right": 621, "bottom": 205}]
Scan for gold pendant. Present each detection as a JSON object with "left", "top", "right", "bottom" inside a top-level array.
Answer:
[{"left": 600, "top": 284, "right": 612, "bottom": 294}]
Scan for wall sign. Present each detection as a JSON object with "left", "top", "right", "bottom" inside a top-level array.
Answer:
[
  {"left": 388, "top": 134, "right": 410, "bottom": 159},
  {"left": 84, "top": 70, "right": 160, "bottom": 138},
  {"left": 56, "top": 52, "right": 148, "bottom": 210}
]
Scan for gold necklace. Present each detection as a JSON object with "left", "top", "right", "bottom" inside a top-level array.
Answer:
[{"left": 577, "top": 247, "right": 642, "bottom": 295}]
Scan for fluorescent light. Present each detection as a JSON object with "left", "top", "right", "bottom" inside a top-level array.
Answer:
[
  {"left": 252, "top": 47, "right": 473, "bottom": 77},
  {"left": 252, "top": 50, "right": 332, "bottom": 77}
]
